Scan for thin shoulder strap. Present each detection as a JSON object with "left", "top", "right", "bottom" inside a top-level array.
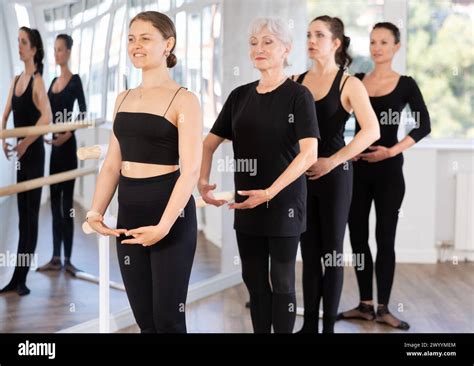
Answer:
[
  {"left": 340, "top": 75, "right": 351, "bottom": 93},
  {"left": 117, "top": 89, "right": 131, "bottom": 112},
  {"left": 295, "top": 71, "right": 309, "bottom": 84},
  {"left": 163, "top": 86, "right": 186, "bottom": 117},
  {"left": 13, "top": 73, "right": 22, "bottom": 90}
]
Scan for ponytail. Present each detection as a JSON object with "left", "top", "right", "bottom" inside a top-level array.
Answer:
[{"left": 312, "top": 16, "right": 352, "bottom": 69}]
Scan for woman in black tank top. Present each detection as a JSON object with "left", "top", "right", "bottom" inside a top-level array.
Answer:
[
  {"left": 0, "top": 27, "right": 52, "bottom": 296},
  {"left": 86, "top": 12, "right": 202, "bottom": 333},
  {"left": 294, "top": 16, "right": 380, "bottom": 333}
]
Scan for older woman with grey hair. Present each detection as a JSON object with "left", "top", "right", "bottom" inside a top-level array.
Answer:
[{"left": 199, "top": 17, "right": 320, "bottom": 333}]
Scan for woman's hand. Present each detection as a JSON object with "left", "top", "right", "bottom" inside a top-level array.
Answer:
[
  {"left": 44, "top": 132, "right": 72, "bottom": 147},
  {"left": 306, "top": 157, "right": 337, "bottom": 180},
  {"left": 121, "top": 224, "right": 170, "bottom": 246},
  {"left": 198, "top": 180, "right": 229, "bottom": 207},
  {"left": 359, "top": 145, "right": 393, "bottom": 163},
  {"left": 87, "top": 215, "right": 127, "bottom": 237},
  {"left": 228, "top": 189, "right": 269, "bottom": 209},
  {"left": 3, "top": 141, "right": 13, "bottom": 160},
  {"left": 11, "top": 140, "right": 29, "bottom": 160}
]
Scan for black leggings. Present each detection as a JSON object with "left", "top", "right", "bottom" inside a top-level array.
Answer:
[
  {"left": 348, "top": 159, "right": 405, "bottom": 305},
  {"left": 50, "top": 136, "right": 77, "bottom": 258},
  {"left": 116, "top": 170, "right": 197, "bottom": 333},
  {"left": 11, "top": 141, "right": 45, "bottom": 285},
  {"left": 300, "top": 163, "right": 353, "bottom": 333},
  {"left": 236, "top": 231, "right": 299, "bottom": 333}
]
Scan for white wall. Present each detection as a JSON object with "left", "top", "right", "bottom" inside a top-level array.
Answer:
[{"left": 340, "top": 143, "right": 474, "bottom": 264}]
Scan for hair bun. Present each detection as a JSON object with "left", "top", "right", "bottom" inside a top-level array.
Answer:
[
  {"left": 166, "top": 52, "right": 177, "bottom": 68},
  {"left": 344, "top": 35, "right": 351, "bottom": 47}
]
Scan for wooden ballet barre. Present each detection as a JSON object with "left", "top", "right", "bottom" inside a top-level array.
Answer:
[
  {"left": 82, "top": 191, "right": 235, "bottom": 234},
  {"left": 77, "top": 145, "right": 106, "bottom": 161},
  {"left": 77, "top": 139, "right": 230, "bottom": 162},
  {"left": 0, "top": 167, "right": 96, "bottom": 197},
  {"left": 0, "top": 119, "right": 103, "bottom": 139}
]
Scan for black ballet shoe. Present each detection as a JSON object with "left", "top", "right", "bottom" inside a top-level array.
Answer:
[
  {"left": 36, "top": 257, "right": 62, "bottom": 272},
  {"left": 375, "top": 305, "right": 410, "bottom": 330},
  {"left": 0, "top": 281, "right": 18, "bottom": 294},
  {"left": 16, "top": 283, "right": 31, "bottom": 296},
  {"left": 336, "top": 302, "right": 376, "bottom": 321},
  {"left": 64, "top": 261, "right": 83, "bottom": 276}
]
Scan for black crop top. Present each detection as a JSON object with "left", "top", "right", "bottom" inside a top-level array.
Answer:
[
  {"left": 354, "top": 73, "right": 431, "bottom": 151},
  {"left": 113, "top": 87, "right": 185, "bottom": 165},
  {"left": 296, "top": 68, "right": 351, "bottom": 157}
]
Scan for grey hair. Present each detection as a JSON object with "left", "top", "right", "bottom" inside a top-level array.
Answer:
[{"left": 249, "top": 17, "right": 292, "bottom": 67}]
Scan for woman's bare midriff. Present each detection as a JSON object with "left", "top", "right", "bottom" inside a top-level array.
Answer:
[{"left": 120, "top": 161, "right": 179, "bottom": 178}]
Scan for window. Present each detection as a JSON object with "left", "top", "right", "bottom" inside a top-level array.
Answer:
[
  {"left": 89, "top": 14, "right": 110, "bottom": 119},
  {"left": 107, "top": 6, "right": 127, "bottom": 121},
  {"left": 14, "top": 4, "right": 30, "bottom": 28},
  {"left": 408, "top": 0, "right": 473, "bottom": 139},
  {"left": 70, "top": 1, "right": 84, "bottom": 28}
]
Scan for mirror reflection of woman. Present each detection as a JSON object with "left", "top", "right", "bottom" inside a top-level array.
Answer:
[
  {"left": 1, "top": 27, "right": 52, "bottom": 296},
  {"left": 37, "top": 34, "right": 87, "bottom": 275},
  {"left": 87, "top": 11, "right": 202, "bottom": 333}
]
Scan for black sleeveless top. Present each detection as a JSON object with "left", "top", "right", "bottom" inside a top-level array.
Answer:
[
  {"left": 113, "top": 87, "right": 185, "bottom": 165},
  {"left": 296, "top": 68, "right": 351, "bottom": 157},
  {"left": 12, "top": 73, "right": 41, "bottom": 130}
]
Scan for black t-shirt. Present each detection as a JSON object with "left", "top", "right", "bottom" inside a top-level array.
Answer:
[{"left": 210, "top": 79, "right": 320, "bottom": 237}]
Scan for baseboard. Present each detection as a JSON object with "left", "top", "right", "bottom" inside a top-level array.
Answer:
[
  {"left": 395, "top": 249, "right": 439, "bottom": 263},
  {"left": 58, "top": 270, "right": 243, "bottom": 333}
]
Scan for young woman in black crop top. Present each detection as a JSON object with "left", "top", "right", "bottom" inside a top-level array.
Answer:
[
  {"left": 1, "top": 27, "right": 52, "bottom": 296},
  {"left": 201, "top": 17, "right": 320, "bottom": 333},
  {"left": 87, "top": 11, "right": 202, "bottom": 333},
  {"left": 37, "top": 34, "right": 87, "bottom": 275},
  {"left": 293, "top": 16, "right": 379, "bottom": 333},
  {"left": 338, "top": 22, "right": 431, "bottom": 330}
]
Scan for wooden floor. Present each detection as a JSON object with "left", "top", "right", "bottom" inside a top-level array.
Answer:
[
  {"left": 0, "top": 202, "right": 220, "bottom": 333},
  {"left": 1, "top": 201, "right": 473, "bottom": 333},
  {"left": 122, "top": 262, "right": 474, "bottom": 333}
]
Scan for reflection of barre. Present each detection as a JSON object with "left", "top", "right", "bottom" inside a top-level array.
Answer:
[
  {"left": 82, "top": 191, "right": 235, "bottom": 234},
  {"left": 0, "top": 120, "right": 102, "bottom": 139},
  {"left": 77, "top": 144, "right": 109, "bottom": 161},
  {"left": 75, "top": 271, "right": 125, "bottom": 292},
  {"left": 296, "top": 307, "right": 323, "bottom": 318},
  {"left": 0, "top": 167, "right": 96, "bottom": 197}
]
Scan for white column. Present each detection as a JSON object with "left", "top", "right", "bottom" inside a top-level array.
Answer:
[{"left": 384, "top": 0, "right": 408, "bottom": 74}]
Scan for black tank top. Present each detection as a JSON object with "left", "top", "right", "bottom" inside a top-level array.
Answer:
[
  {"left": 12, "top": 73, "right": 41, "bottom": 130},
  {"left": 296, "top": 68, "right": 350, "bottom": 157},
  {"left": 113, "top": 87, "right": 185, "bottom": 165}
]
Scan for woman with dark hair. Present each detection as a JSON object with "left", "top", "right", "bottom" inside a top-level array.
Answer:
[
  {"left": 37, "top": 34, "right": 87, "bottom": 275},
  {"left": 87, "top": 11, "right": 202, "bottom": 333},
  {"left": 337, "top": 22, "right": 431, "bottom": 330},
  {"left": 200, "top": 17, "right": 320, "bottom": 333},
  {"left": 292, "top": 15, "right": 380, "bottom": 333},
  {"left": 1, "top": 27, "right": 52, "bottom": 296}
]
